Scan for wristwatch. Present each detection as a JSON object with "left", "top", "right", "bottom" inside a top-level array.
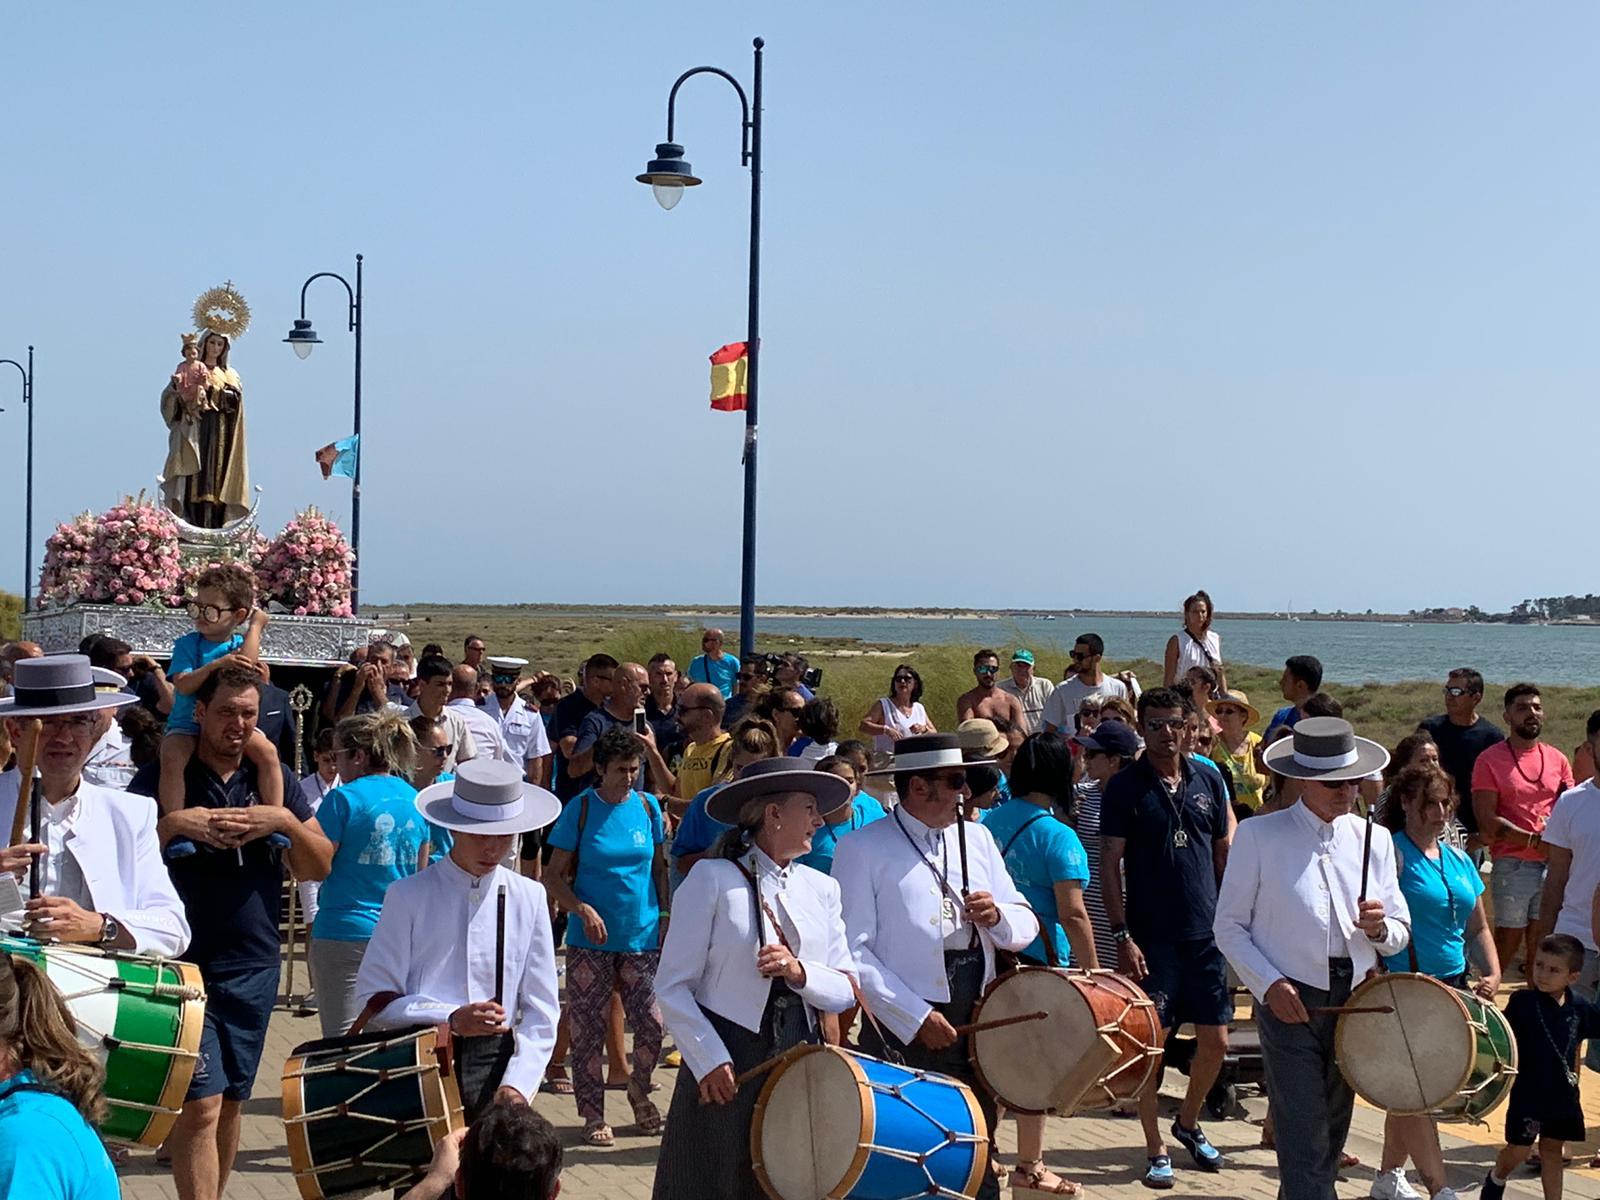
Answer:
[
  {"left": 1112, "top": 926, "right": 1131, "bottom": 945},
  {"left": 98, "top": 913, "right": 121, "bottom": 947}
]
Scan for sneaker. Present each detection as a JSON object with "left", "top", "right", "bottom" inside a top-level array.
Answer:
[
  {"left": 1433, "top": 1189, "right": 1460, "bottom": 1200},
  {"left": 1142, "top": 1156, "right": 1175, "bottom": 1190},
  {"left": 1480, "top": 1173, "right": 1505, "bottom": 1200},
  {"left": 1370, "top": 1167, "right": 1422, "bottom": 1200},
  {"left": 1170, "top": 1120, "right": 1225, "bottom": 1172},
  {"left": 163, "top": 836, "right": 198, "bottom": 862}
]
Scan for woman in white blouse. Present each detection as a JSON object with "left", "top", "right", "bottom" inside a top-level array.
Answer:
[{"left": 651, "top": 759, "right": 858, "bottom": 1200}]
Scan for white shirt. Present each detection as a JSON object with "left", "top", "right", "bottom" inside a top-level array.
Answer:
[
  {"left": 1042, "top": 676, "right": 1129, "bottom": 732},
  {"left": 833, "top": 807, "right": 1038, "bottom": 1043},
  {"left": 0, "top": 770, "right": 191, "bottom": 957},
  {"left": 403, "top": 703, "right": 478, "bottom": 772},
  {"left": 447, "top": 698, "right": 505, "bottom": 763},
  {"left": 299, "top": 771, "right": 339, "bottom": 814},
  {"left": 82, "top": 724, "right": 136, "bottom": 790},
  {"left": 483, "top": 696, "right": 551, "bottom": 767},
  {"left": 1174, "top": 629, "right": 1222, "bottom": 679},
  {"left": 657, "top": 849, "right": 856, "bottom": 1081},
  {"left": 1542, "top": 779, "right": 1600, "bottom": 949},
  {"left": 1213, "top": 801, "right": 1411, "bottom": 1000},
  {"left": 356, "top": 857, "right": 559, "bottom": 1100},
  {"left": 37, "top": 794, "right": 91, "bottom": 907}
]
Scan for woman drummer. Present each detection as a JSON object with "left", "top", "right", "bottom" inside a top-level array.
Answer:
[
  {"left": 651, "top": 758, "right": 858, "bottom": 1200},
  {"left": 1372, "top": 763, "right": 1501, "bottom": 1200}
]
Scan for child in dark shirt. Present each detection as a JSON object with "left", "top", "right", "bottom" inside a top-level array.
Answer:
[{"left": 1483, "top": 934, "right": 1600, "bottom": 1200}]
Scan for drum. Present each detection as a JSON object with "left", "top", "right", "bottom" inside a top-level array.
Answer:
[
  {"left": 969, "top": 967, "right": 1161, "bottom": 1114},
  {"left": 751, "top": 1044, "right": 989, "bottom": 1200},
  {"left": 2, "top": 935, "right": 205, "bottom": 1146},
  {"left": 282, "top": 1024, "right": 465, "bottom": 1200},
  {"left": 1335, "top": 972, "right": 1518, "bottom": 1121}
]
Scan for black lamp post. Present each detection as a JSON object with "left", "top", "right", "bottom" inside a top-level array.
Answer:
[
  {"left": 0, "top": 348, "right": 33, "bottom": 609},
  {"left": 638, "top": 37, "right": 764, "bottom": 664},
  {"left": 285, "top": 255, "right": 364, "bottom": 614}
]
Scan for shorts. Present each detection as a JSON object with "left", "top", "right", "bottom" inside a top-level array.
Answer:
[
  {"left": 187, "top": 963, "right": 279, "bottom": 1102},
  {"left": 1490, "top": 857, "right": 1545, "bottom": 928},
  {"left": 1140, "top": 937, "right": 1233, "bottom": 1030},
  {"left": 1505, "top": 1102, "right": 1586, "bottom": 1146}
]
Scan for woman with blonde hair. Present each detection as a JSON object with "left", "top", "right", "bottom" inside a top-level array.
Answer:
[
  {"left": 669, "top": 718, "right": 783, "bottom": 882},
  {"left": 306, "top": 709, "right": 427, "bottom": 1036},
  {"left": 0, "top": 952, "right": 118, "bottom": 1196}
]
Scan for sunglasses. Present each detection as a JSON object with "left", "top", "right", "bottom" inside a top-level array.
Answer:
[
  {"left": 781, "top": 705, "right": 805, "bottom": 715},
  {"left": 490, "top": 673, "right": 520, "bottom": 684},
  {"left": 1145, "top": 717, "right": 1187, "bottom": 732},
  {"left": 931, "top": 771, "right": 968, "bottom": 790},
  {"left": 185, "top": 600, "right": 234, "bottom": 623},
  {"left": 428, "top": 745, "right": 451, "bottom": 759},
  {"left": 893, "top": 675, "right": 916, "bottom": 684},
  {"left": 974, "top": 665, "right": 998, "bottom": 675},
  {"left": 1213, "top": 706, "right": 1244, "bottom": 717},
  {"left": 1443, "top": 686, "right": 1477, "bottom": 698},
  {"left": 1068, "top": 650, "right": 1090, "bottom": 661}
]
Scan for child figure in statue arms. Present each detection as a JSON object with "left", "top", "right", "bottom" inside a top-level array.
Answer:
[{"left": 171, "top": 333, "right": 213, "bottom": 419}]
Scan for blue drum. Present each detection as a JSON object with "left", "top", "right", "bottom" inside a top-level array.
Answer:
[{"left": 751, "top": 1044, "right": 988, "bottom": 1200}]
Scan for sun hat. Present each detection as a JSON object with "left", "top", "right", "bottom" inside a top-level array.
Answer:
[
  {"left": 415, "top": 757, "right": 562, "bottom": 836},
  {"left": 1206, "top": 690, "right": 1261, "bottom": 727},
  {"left": 705, "top": 757, "right": 852, "bottom": 825},
  {"left": 866, "top": 732, "right": 994, "bottom": 777},
  {"left": 0, "top": 655, "right": 138, "bottom": 719},
  {"left": 956, "top": 718, "right": 1009, "bottom": 760},
  {"left": 1261, "top": 717, "right": 1389, "bottom": 782},
  {"left": 1011, "top": 649, "right": 1035, "bottom": 665},
  {"left": 1072, "top": 720, "right": 1141, "bottom": 759}
]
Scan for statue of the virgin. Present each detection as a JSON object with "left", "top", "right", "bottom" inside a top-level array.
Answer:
[{"left": 161, "top": 290, "right": 252, "bottom": 528}]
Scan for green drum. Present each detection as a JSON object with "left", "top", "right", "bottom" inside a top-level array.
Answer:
[
  {"left": 1, "top": 935, "right": 206, "bottom": 1145},
  {"left": 282, "top": 1024, "right": 464, "bottom": 1200},
  {"left": 1336, "top": 972, "right": 1517, "bottom": 1122}
]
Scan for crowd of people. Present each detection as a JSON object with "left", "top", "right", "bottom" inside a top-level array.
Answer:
[{"left": 4, "top": 591, "right": 1600, "bottom": 1200}]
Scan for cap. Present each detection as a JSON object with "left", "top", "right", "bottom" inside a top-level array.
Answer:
[
  {"left": 1072, "top": 720, "right": 1140, "bottom": 758},
  {"left": 1011, "top": 648, "right": 1035, "bottom": 665}
]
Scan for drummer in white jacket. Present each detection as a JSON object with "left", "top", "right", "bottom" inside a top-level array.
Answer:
[
  {"left": 0, "top": 655, "right": 189, "bottom": 957},
  {"left": 354, "top": 759, "right": 561, "bottom": 1121},
  {"left": 652, "top": 759, "right": 858, "bottom": 1200},
  {"left": 832, "top": 733, "right": 1038, "bottom": 1200}
]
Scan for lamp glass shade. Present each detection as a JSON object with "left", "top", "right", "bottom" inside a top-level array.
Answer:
[
  {"left": 285, "top": 318, "right": 322, "bottom": 358},
  {"left": 291, "top": 340, "right": 315, "bottom": 360},
  {"left": 652, "top": 182, "right": 686, "bottom": 210}
]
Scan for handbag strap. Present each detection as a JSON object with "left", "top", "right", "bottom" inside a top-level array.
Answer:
[
  {"left": 566, "top": 791, "right": 592, "bottom": 883},
  {"left": 844, "top": 969, "right": 904, "bottom": 1066}
]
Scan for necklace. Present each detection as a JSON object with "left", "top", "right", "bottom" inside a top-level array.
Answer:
[
  {"left": 1533, "top": 994, "right": 1581, "bottom": 1089},
  {"left": 893, "top": 809, "right": 963, "bottom": 924},
  {"left": 1509, "top": 742, "right": 1549, "bottom": 788},
  {"left": 1413, "top": 834, "right": 1458, "bottom": 930},
  {"left": 1156, "top": 766, "right": 1191, "bottom": 850}
]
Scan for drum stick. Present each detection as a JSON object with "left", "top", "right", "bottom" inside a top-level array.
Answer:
[
  {"left": 28, "top": 777, "right": 41, "bottom": 903},
  {"left": 735, "top": 1052, "right": 788, "bottom": 1089},
  {"left": 951, "top": 1010, "right": 1048, "bottom": 1037},
  {"left": 749, "top": 854, "right": 768, "bottom": 944},
  {"left": 955, "top": 799, "right": 970, "bottom": 898},
  {"left": 1358, "top": 805, "right": 1374, "bottom": 904},
  {"left": 1308, "top": 1005, "right": 1395, "bottom": 1016},
  {"left": 492, "top": 884, "right": 507, "bottom": 1007},
  {"left": 8, "top": 720, "right": 40, "bottom": 847}
]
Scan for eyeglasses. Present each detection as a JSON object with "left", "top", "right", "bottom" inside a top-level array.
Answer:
[
  {"left": 893, "top": 675, "right": 915, "bottom": 684},
  {"left": 931, "top": 771, "right": 968, "bottom": 790},
  {"left": 186, "top": 600, "right": 231, "bottom": 623},
  {"left": 1144, "top": 717, "right": 1187, "bottom": 732},
  {"left": 490, "top": 673, "right": 520, "bottom": 684},
  {"left": 1443, "top": 686, "right": 1476, "bottom": 698},
  {"left": 1068, "top": 650, "right": 1090, "bottom": 661},
  {"left": 974, "top": 665, "right": 998, "bottom": 675},
  {"left": 428, "top": 745, "right": 451, "bottom": 759},
  {"left": 781, "top": 705, "right": 805, "bottom": 715}
]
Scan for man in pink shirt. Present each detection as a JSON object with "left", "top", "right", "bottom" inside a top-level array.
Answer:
[{"left": 1473, "top": 682, "right": 1575, "bottom": 979}]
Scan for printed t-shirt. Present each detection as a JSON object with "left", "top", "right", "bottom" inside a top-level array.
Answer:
[
  {"left": 676, "top": 733, "right": 733, "bottom": 802},
  {"left": 1213, "top": 732, "right": 1266, "bottom": 811},
  {"left": 547, "top": 788, "right": 664, "bottom": 953},
  {"left": 167, "top": 630, "right": 245, "bottom": 733},
  {"left": 1472, "top": 741, "right": 1574, "bottom": 861},
  {"left": 311, "top": 773, "right": 427, "bottom": 941},
  {"left": 1383, "top": 831, "right": 1484, "bottom": 977},
  {"left": 0, "top": 1070, "right": 119, "bottom": 1200},
  {"left": 982, "top": 797, "right": 1090, "bottom": 965},
  {"left": 798, "top": 793, "right": 887, "bottom": 876},
  {"left": 688, "top": 652, "right": 741, "bottom": 698},
  {"left": 1541, "top": 779, "right": 1600, "bottom": 949}
]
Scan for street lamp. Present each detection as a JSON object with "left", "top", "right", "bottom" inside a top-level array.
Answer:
[
  {"left": 0, "top": 348, "right": 34, "bottom": 610},
  {"left": 637, "top": 37, "right": 764, "bottom": 663},
  {"left": 285, "top": 255, "right": 364, "bottom": 613}
]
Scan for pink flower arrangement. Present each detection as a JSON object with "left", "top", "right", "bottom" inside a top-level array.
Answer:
[
  {"left": 36, "top": 511, "right": 99, "bottom": 607},
  {"left": 37, "top": 498, "right": 182, "bottom": 608},
  {"left": 255, "top": 507, "right": 353, "bottom": 617},
  {"left": 177, "top": 534, "right": 269, "bottom": 608}
]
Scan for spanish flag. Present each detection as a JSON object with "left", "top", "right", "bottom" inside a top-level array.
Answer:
[{"left": 709, "top": 342, "right": 749, "bottom": 411}]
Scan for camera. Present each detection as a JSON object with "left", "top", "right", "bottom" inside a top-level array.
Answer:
[{"left": 801, "top": 666, "right": 823, "bottom": 690}]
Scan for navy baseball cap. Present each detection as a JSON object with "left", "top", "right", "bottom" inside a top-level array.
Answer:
[{"left": 1072, "top": 720, "right": 1140, "bottom": 758}]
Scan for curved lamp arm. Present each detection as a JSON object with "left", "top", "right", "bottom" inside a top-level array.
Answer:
[
  {"left": 0, "top": 357, "right": 27, "bottom": 412},
  {"left": 665, "top": 60, "right": 755, "bottom": 167},
  {"left": 298, "top": 271, "right": 358, "bottom": 332}
]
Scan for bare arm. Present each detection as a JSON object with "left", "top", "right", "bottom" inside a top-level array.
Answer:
[
  {"left": 858, "top": 700, "right": 891, "bottom": 739},
  {"left": 1054, "top": 880, "right": 1098, "bottom": 971},
  {"left": 1162, "top": 636, "right": 1179, "bottom": 686},
  {"left": 1474, "top": 787, "right": 1540, "bottom": 847},
  {"left": 1536, "top": 845, "right": 1573, "bottom": 945},
  {"left": 238, "top": 609, "right": 269, "bottom": 662},
  {"left": 524, "top": 755, "right": 551, "bottom": 789},
  {"left": 542, "top": 849, "right": 582, "bottom": 914}
]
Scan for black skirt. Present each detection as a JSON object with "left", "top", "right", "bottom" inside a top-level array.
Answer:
[{"left": 652, "top": 985, "right": 812, "bottom": 1200}]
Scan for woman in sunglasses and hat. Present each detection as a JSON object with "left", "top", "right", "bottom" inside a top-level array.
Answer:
[{"left": 651, "top": 758, "right": 858, "bottom": 1200}]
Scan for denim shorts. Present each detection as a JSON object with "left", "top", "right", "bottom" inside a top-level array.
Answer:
[
  {"left": 187, "top": 964, "right": 279, "bottom": 1102},
  {"left": 1140, "top": 937, "right": 1233, "bottom": 1030},
  {"left": 1490, "top": 856, "right": 1545, "bottom": 928}
]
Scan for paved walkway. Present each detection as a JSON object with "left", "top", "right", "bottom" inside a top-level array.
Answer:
[{"left": 113, "top": 988, "right": 1600, "bottom": 1200}]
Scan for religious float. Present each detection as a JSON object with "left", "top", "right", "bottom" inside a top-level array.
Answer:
[{"left": 21, "top": 282, "right": 372, "bottom": 668}]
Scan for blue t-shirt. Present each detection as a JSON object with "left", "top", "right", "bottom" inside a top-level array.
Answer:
[
  {"left": 312, "top": 773, "right": 427, "bottom": 942},
  {"left": 547, "top": 788, "right": 665, "bottom": 954},
  {"left": 672, "top": 783, "right": 733, "bottom": 860},
  {"left": 982, "top": 797, "right": 1090, "bottom": 966},
  {"left": 424, "top": 773, "right": 455, "bottom": 862},
  {"left": 798, "top": 793, "right": 887, "bottom": 875},
  {"left": 1265, "top": 704, "right": 1300, "bottom": 739},
  {"left": 688, "top": 652, "right": 741, "bottom": 699},
  {"left": 167, "top": 630, "right": 245, "bottom": 733},
  {"left": 0, "top": 1071, "right": 119, "bottom": 1199},
  {"left": 1384, "top": 831, "right": 1484, "bottom": 978}
]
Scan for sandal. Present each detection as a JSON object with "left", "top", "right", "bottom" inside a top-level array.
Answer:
[
  {"left": 1013, "top": 1158, "right": 1083, "bottom": 1195},
  {"left": 627, "top": 1080, "right": 665, "bottom": 1136},
  {"left": 582, "top": 1120, "right": 614, "bottom": 1147},
  {"left": 542, "top": 1070, "right": 574, "bottom": 1095},
  {"left": 1339, "top": 1151, "right": 1361, "bottom": 1169}
]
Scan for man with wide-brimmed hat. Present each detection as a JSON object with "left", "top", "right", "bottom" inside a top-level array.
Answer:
[
  {"left": 0, "top": 655, "right": 190, "bottom": 956},
  {"left": 355, "top": 758, "right": 563, "bottom": 1120},
  {"left": 832, "top": 733, "right": 1037, "bottom": 1200},
  {"left": 1214, "top": 717, "right": 1413, "bottom": 1200}
]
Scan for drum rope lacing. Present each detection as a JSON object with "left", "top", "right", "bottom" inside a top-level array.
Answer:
[
  {"left": 285, "top": 1051, "right": 457, "bottom": 1180},
  {"left": 28, "top": 953, "right": 202, "bottom": 1060},
  {"left": 857, "top": 1070, "right": 988, "bottom": 1199}
]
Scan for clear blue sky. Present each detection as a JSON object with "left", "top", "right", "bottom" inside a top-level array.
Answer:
[{"left": 2, "top": 5, "right": 1595, "bottom": 615}]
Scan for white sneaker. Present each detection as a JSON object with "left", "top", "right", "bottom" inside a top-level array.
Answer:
[
  {"left": 1371, "top": 1168, "right": 1422, "bottom": 1200},
  {"left": 1432, "top": 1190, "right": 1459, "bottom": 1200}
]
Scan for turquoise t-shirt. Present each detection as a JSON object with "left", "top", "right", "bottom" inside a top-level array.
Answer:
[
  {"left": 982, "top": 797, "right": 1090, "bottom": 966},
  {"left": 688, "top": 652, "right": 741, "bottom": 699},
  {"left": 798, "top": 793, "right": 888, "bottom": 875},
  {"left": 167, "top": 630, "right": 245, "bottom": 734},
  {"left": 1384, "top": 830, "right": 1484, "bottom": 979},
  {"left": 671, "top": 783, "right": 732, "bottom": 861},
  {"left": 547, "top": 788, "right": 664, "bottom": 954},
  {"left": 312, "top": 773, "right": 426, "bottom": 942},
  {"left": 423, "top": 772, "right": 455, "bottom": 862},
  {"left": 0, "top": 1071, "right": 119, "bottom": 1199}
]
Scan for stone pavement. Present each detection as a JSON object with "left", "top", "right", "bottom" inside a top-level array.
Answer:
[{"left": 113, "top": 990, "right": 1600, "bottom": 1200}]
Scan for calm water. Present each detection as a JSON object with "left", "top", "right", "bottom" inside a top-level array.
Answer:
[{"left": 669, "top": 614, "right": 1600, "bottom": 687}]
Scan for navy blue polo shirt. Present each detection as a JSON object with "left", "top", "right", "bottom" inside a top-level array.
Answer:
[
  {"left": 1099, "top": 756, "right": 1229, "bottom": 943},
  {"left": 129, "top": 758, "right": 309, "bottom": 971}
]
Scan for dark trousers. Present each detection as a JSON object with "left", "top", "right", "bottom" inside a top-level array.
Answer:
[
  {"left": 454, "top": 1032, "right": 514, "bottom": 1124},
  {"left": 856, "top": 948, "right": 999, "bottom": 1200},
  {"left": 1255, "top": 959, "right": 1354, "bottom": 1200}
]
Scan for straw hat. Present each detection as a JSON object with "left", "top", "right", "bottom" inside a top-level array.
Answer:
[
  {"left": 1261, "top": 717, "right": 1389, "bottom": 782},
  {"left": 866, "top": 732, "right": 994, "bottom": 776},
  {"left": 1206, "top": 690, "right": 1261, "bottom": 727},
  {"left": 415, "top": 758, "right": 562, "bottom": 836},
  {"left": 0, "top": 655, "right": 138, "bottom": 719},
  {"left": 705, "top": 757, "right": 852, "bottom": 826}
]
